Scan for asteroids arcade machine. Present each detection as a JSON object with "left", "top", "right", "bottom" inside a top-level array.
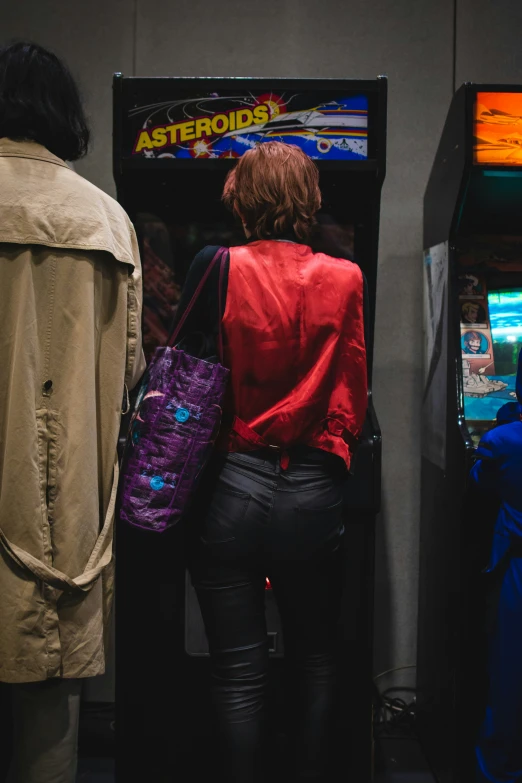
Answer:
[
  {"left": 113, "top": 75, "right": 386, "bottom": 781},
  {"left": 418, "top": 85, "right": 522, "bottom": 782}
]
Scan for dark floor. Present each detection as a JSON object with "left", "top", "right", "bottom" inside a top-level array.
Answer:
[
  {"left": 2, "top": 687, "right": 435, "bottom": 782},
  {"left": 77, "top": 758, "right": 114, "bottom": 783},
  {"left": 375, "top": 738, "right": 436, "bottom": 782},
  {"left": 76, "top": 738, "right": 435, "bottom": 783}
]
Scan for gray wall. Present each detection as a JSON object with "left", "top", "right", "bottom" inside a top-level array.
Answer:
[{"left": 3, "top": 0, "right": 522, "bottom": 701}]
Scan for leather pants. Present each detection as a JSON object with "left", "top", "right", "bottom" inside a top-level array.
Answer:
[{"left": 189, "top": 447, "right": 346, "bottom": 783}]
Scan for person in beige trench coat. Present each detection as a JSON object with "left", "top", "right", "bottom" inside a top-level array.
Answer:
[{"left": 0, "top": 43, "right": 145, "bottom": 782}]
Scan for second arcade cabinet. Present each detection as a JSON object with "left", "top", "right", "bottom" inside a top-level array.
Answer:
[
  {"left": 114, "top": 76, "right": 386, "bottom": 782},
  {"left": 418, "top": 84, "right": 522, "bottom": 783}
]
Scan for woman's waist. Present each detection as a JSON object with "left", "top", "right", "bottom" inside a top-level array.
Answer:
[
  {"left": 218, "top": 416, "right": 352, "bottom": 468},
  {"left": 219, "top": 445, "right": 345, "bottom": 476}
]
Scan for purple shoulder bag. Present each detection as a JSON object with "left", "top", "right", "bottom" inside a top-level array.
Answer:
[{"left": 119, "top": 247, "right": 229, "bottom": 532}]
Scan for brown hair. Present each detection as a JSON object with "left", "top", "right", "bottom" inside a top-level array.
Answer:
[{"left": 222, "top": 141, "right": 321, "bottom": 241}]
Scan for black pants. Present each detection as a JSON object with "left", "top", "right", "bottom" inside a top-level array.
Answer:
[{"left": 189, "top": 448, "right": 346, "bottom": 783}]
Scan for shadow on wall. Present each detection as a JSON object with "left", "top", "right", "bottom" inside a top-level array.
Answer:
[
  {"left": 373, "top": 454, "right": 420, "bottom": 702},
  {"left": 374, "top": 495, "right": 394, "bottom": 679},
  {"left": 371, "top": 242, "right": 424, "bottom": 691}
]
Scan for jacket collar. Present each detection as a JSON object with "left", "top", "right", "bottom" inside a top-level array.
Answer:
[
  {"left": 0, "top": 137, "right": 70, "bottom": 169},
  {"left": 247, "top": 230, "right": 304, "bottom": 246}
]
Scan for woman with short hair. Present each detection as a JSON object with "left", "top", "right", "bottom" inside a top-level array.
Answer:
[{"left": 174, "top": 141, "right": 368, "bottom": 783}]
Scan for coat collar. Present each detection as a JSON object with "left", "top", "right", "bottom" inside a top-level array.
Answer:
[{"left": 0, "top": 137, "right": 70, "bottom": 169}]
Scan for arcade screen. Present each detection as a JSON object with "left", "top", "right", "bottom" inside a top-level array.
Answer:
[
  {"left": 474, "top": 92, "right": 522, "bottom": 166},
  {"left": 462, "top": 285, "right": 522, "bottom": 425}
]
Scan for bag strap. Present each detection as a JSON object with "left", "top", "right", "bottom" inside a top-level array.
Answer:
[
  {"left": 168, "top": 247, "right": 227, "bottom": 350},
  {"left": 217, "top": 249, "right": 226, "bottom": 362}
]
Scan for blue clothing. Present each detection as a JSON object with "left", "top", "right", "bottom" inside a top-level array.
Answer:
[
  {"left": 472, "top": 350, "right": 522, "bottom": 783},
  {"left": 476, "top": 556, "right": 522, "bottom": 783},
  {"left": 496, "top": 402, "right": 522, "bottom": 426},
  {"left": 471, "top": 420, "right": 522, "bottom": 572}
]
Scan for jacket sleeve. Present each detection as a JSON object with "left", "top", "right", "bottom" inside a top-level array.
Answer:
[
  {"left": 326, "top": 263, "right": 368, "bottom": 447},
  {"left": 125, "top": 221, "right": 146, "bottom": 390},
  {"left": 362, "top": 270, "right": 370, "bottom": 353},
  {"left": 470, "top": 430, "right": 499, "bottom": 492},
  {"left": 346, "top": 266, "right": 368, "bottom": 439}
]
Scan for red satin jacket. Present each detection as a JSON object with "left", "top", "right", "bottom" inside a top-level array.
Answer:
[{"left": 221, "top": 240, "right": 367, "bottom": 470}]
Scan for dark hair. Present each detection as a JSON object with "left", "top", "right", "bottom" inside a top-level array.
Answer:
[
  {"left": 222, "top": 141, "right": 321, "bottom": 241},
  {"left": 0, "top": 41, "right": 90, "bottom": 161}
]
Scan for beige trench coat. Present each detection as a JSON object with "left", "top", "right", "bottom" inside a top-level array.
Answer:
[{"left": 0, "top": 139, "right": 145, "bottom": 683}]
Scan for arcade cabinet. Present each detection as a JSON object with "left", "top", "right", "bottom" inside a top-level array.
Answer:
[
  {"left": 113, "top": 75, "right": 387, "bottom": 782},
  {"left": 418, "top": 84, "right": 522, "bottom": 782}
]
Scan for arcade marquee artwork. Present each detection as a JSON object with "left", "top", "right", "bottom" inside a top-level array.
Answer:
[
  {"left": 474, "top": 92, "right": 522, "bottom": 165},
  {"left": 129, "top": 91, "right": 369, "bottom": 160}
]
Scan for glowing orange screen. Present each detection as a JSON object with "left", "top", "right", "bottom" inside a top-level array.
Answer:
[{"left": 474, "top": 92, "right": 522, "bottom": 165}]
